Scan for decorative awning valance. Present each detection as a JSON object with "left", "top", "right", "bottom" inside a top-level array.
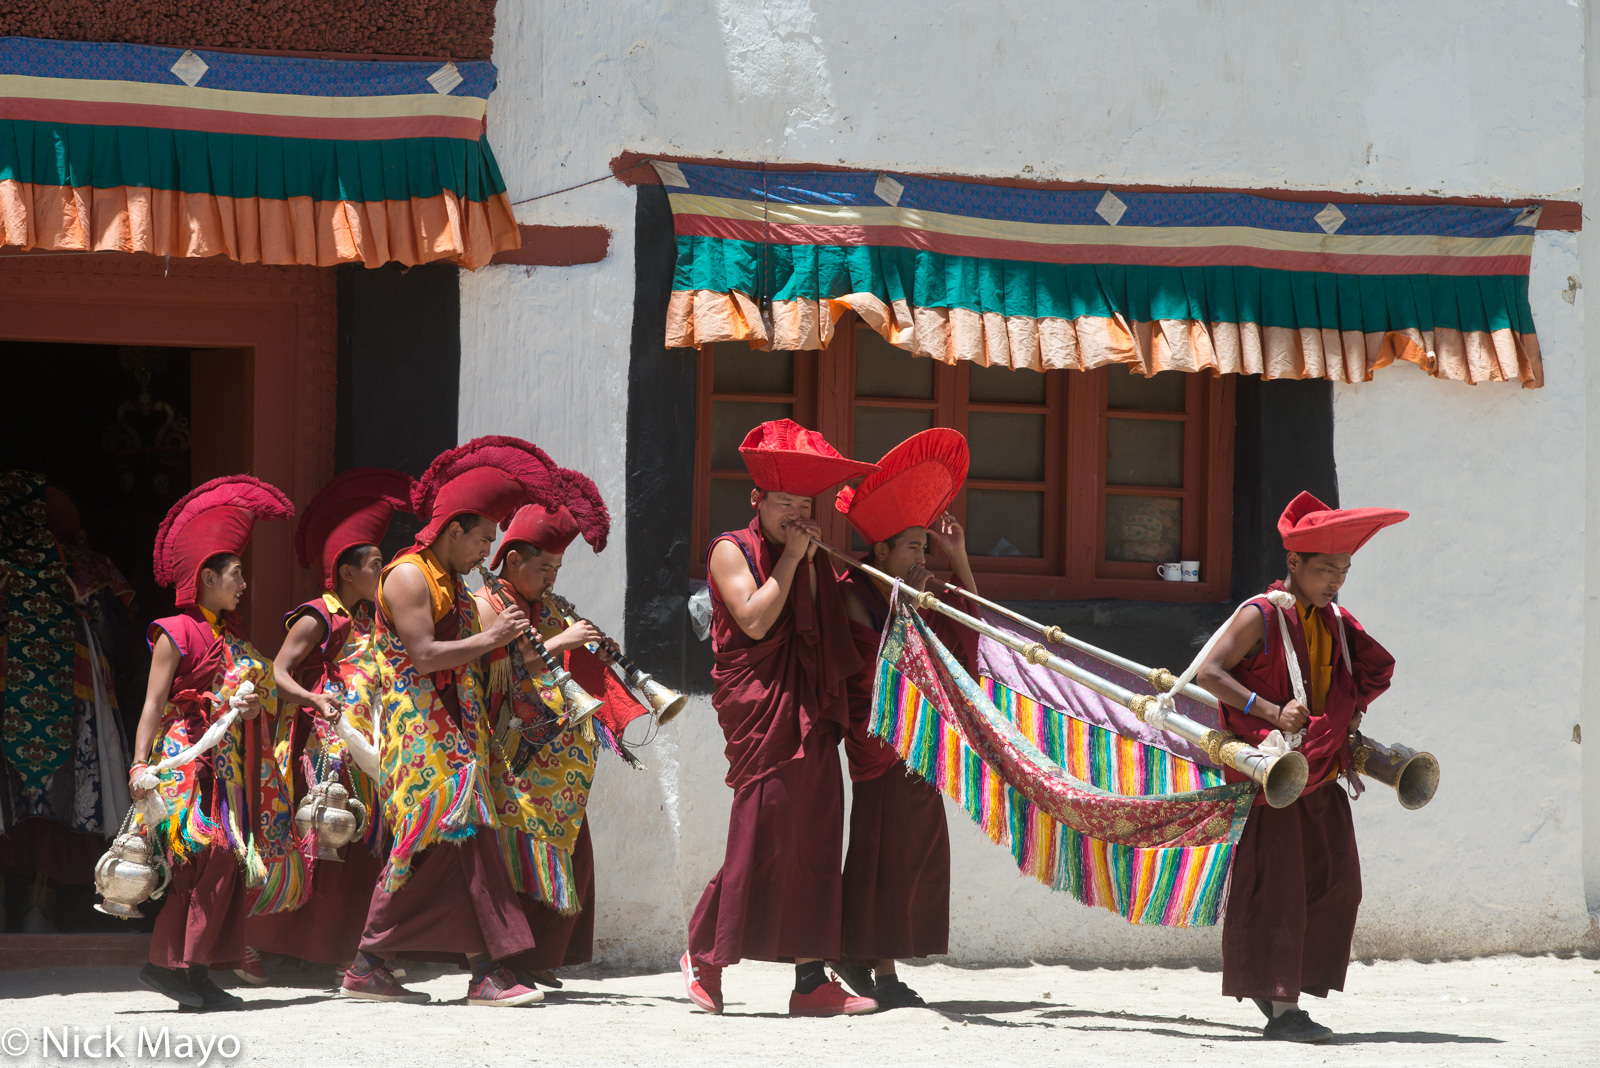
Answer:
[
  {"left": 0, "top": 36, "right": 519, "bottom": 268},
  {"left": 658, "top": 161, "right": 1542, "bottom": 387}
]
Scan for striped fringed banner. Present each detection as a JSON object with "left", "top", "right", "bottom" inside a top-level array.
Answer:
[
  {"left": 497, "top": 828, "right": 580, "bottom": 915},
  {"left": 657, "top": 160, "right": 1543, "bottom": 387},
  {"left": 872, "top": 658, "right": 1243, "bottom": 926},
  {"left": 0, "top": 36, "right": 519, "bottom": 268}
]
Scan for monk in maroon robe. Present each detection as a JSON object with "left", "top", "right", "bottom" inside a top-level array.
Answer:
[
  {"left": 1197, "top": 491, "right": 1406, "bottom": 1044},
  {"left": 681, "top": 419, "right": 879, "bottom": 1018},
  {"left": 830, "top": 429, "right": 975, "bottom": 1009}
]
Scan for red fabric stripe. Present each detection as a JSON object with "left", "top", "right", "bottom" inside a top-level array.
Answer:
[
  {"left": 673, "top": 214, "right": 1530, "bottom": 278},
  {"left": 0, "top": 97, "right": 485, "bottom": 142}
]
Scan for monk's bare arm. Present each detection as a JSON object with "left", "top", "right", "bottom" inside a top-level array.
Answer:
[
  {"left": 273, "top": 612, "right": 334, "bottom": 717},
  {"left": 1196, "top": 608, "right": 1308, "bottom": 733},
  {"left": 130, "top": 633, "right": 181, "bottom": 798},
  {"left": 844, "top": 588, "right": 875, "bottom": 629},
  {"left": 386, "top": 562, "right": 524, "bottom": 674},
  {"left": 709, "top": 538, "right": 804, "bottom": 641}
]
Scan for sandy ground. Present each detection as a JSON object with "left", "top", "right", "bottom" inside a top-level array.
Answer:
[{"left": 0, "top": 954, "right": 1594, "bottom": 1067}]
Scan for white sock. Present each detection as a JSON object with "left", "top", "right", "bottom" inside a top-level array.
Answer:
[{"left": 1271, "top": 1000, "right": 1298, "bottom": 1017}]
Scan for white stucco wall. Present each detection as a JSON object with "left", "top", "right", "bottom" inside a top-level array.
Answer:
[{"left": 460, "top": 0, "right": 1596, "bottom": 966}]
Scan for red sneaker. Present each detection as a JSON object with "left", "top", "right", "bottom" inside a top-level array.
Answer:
[
  {"left": 788, "top": 979, "right": 877, "bottom": 1017},
  {"left": 467, "top": 967, "right": 544, "bottom": 1007},
  {"left": 340, "top": 964, "right": 430, "bottom": 1004},
  {"left": 232, "top": 948, "right": 268, "bottom": 986},
  {"left": 680, "top": 951, "right": 723, "bottom": 1014}
]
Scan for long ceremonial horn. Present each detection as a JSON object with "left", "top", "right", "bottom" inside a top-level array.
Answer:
[
  {"left": 810, "top": 540, "right": 1309, "bottom": 808},
  {"left": 941, "top": 578, "right": 1440, "bottom": 810}
]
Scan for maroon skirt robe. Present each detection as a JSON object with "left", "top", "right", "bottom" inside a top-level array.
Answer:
[
  {"left": 687, "top": 520, "right": 860, "bottom": 966},
  {"left": 839, "top": 573, "right": 952, "bottom": 961},
  {"left": 247, "top": 599, "right": 387, "bottom": 964},
  {"left": 355, "top": 565, "right": 536, "bottom": 964},
  {"left": 504, "top": 821, "right": 596, "bottom": 971},
  {"left": 1219, "top": 584, "right": 1393, "bottom": 1001},
  {"left": 145, "top": 610, "right": 249, "bottom": 970}
]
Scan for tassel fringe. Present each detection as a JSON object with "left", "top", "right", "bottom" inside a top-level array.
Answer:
[
  {"left": 870, "top": 660, "right": 1240, "bottom": 927},
  {"left": 497, "top": 827, "right": 580, "bottom": 915}
]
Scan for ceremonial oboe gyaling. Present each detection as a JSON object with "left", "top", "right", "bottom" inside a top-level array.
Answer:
[
  {"left": 543, "top": 591, "right": 688, "bottom": 725},
  {"left": 808, "top": 538, "right": 1311, "bottom": 808},
  {"left": 475, "top": 564, "right": 603, "bottom": 729}
]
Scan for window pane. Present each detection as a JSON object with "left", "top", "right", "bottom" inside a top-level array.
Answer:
[
  {"left": 709, "top": 477, "right": 759, "bottom": 542},
  {"left": 1104, "top": 495, "right": 1182, "bottom": 562},
  {"left": 966, "top": 489, "right": 1043, "bottom": 558},
  {"left": 1106, "top": 364, "right": 1186, "bottom": 412},
  {"left": 1106, "top": 418, "right": 1184, "bottom": 487},
  {"left": 713, "top": 343, "right": 793, "bottom": 394},
  {"left": 712, "top": 400, "right": 792, "bottom": 468},
  {"left": 856, "top": 328, "right": 932, "bottom": 399},
  {"left": 969, "top": 412, "right": 1046, "bottom": 481},
  {"left": 969, "top": 363, "right": 1046, "bottom": 404},
  {"left": 854, "top": 406, "right": 932, "bottom": 464}
]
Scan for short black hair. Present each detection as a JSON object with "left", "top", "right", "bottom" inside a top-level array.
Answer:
[
  {"left": 502, "top": 540, "right": 541, "bottom": 564},
  {"left": 449, "top": 513, "right": 491, "bottom": 535},
  {"left": 200, "top": 552, "right": 239, "bottom": 578},
  {"left": 335, "top": 544, "right": 378, "bottom": 573}
]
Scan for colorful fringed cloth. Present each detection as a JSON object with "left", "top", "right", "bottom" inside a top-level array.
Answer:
[
  {"left": 657, "top": 161, "right": 1542, "bottom": 387},
  {"left": 150, "top": 631, "right": 308, "bottom": 915},
  {"left": 0, "top": 36, "right": 519, "bottom": 269},
  {"left": 870, "top": 603, "right": 1253, "bottom": 925},
  {"left": 0, "top": 471, "right": 77, "bottom": 792},
  {"left": 304, "top": 593, "right": 385, "bottom": 855},
  {"left": 372, "top": 559, "right": 497, "bottom": 893}
]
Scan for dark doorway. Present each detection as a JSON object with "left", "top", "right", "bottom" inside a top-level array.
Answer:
[{"left": 0, "top": 340, "right": 193, "bottom": 934}]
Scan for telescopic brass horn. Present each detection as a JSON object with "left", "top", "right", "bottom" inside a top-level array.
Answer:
[
  {"left": 543, "top": 591, "right": 689, "bottom": 725},
  {"left": 475, "top": 565, "right": 603, "bottom": 730},
  {"left": 1350, "top": 731, "right": 1440, "bottom": 809},
  {"left": 809, "top": 540, "right": 1309, "bottom": 808},
  {"left": 938, "top": 576, "right": 1439, "bottom": 810}
]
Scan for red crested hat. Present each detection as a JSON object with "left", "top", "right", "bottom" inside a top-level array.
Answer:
[
  {"left": 411, "top": 436, "right": 561, "bottom": 548},
  {"left": 153, "top": 475, "right": 294, "bottom": 606},
  {"left": 835, "top": 429, "right": 969, "bottom": 545},
  {"left": 738, "top": 419, "right": 876, "bottom": 497},
  {"left": 296, "top": 468, "right": 414, "bottom": 588},
  {"left": 490, "top": 465, "right": 611, "bottom": 569},
  {"left": 1277, "top": 491, "right": 1409, "bottom": 554}
]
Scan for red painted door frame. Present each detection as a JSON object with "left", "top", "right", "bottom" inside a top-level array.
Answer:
[{"left": 0, "top": 252, "right": 338, "bottom": 641}]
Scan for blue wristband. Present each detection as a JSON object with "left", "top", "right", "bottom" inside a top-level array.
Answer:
[{"left": 1244, "top": 692, "right": 1258, "bottom": 716}]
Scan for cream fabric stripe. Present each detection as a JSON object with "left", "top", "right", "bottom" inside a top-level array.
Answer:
[
  {"left": 0, "top": 73, "right": 487, "bottom": 122},
  {"left": 668, "top": 192, "right": 1533, "bottom": 262}
]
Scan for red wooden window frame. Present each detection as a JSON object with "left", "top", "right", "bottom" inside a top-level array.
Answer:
[{"left": 691, "top": 320, "right": 1234, "bottom": 601}]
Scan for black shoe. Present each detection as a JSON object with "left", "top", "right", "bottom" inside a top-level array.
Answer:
[
  {"left": 515, "top": 969, "right": 564, "bottom": 990},
  {"left": 827, "top": 962, "right": 876, "bottom": 1000},
  {"left": 1262, "top": 1008, "right": 1333, "bottom": 1043},
  {"left": 1251, "top": 997, "right": 1274, "bottom": 1020},
  {"left": 187, "top": 967, "right": 244, "bottom": 1012},
  {"left": 872, "top": 976, "right": 927, "bottom": 1009},
  {"left": 138, "top": 963, "right": 204, "bottom": 1008}
]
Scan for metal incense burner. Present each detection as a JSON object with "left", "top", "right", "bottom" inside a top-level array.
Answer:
[
  {"left": 93, "top": 828, "right": 171, "bottom": 919},
  {"left": 295, "top": 778, "right": 369, "bottom": 860}
]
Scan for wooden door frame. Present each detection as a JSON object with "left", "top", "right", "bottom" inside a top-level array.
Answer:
[{"left": 0, "top": 252, "right": 337, "bottom": 640}]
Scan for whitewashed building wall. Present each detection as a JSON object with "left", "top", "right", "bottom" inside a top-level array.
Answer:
[{"left": 459, "top": 0, "right": 1596, "bottom": 966}]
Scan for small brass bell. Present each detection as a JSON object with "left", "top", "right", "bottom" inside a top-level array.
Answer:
[
  {"left": 294, "top": 779, "right": 369, "bottom": 861},
  {"left": 93, "top": 830, "right": 171, "bottom": 919}
]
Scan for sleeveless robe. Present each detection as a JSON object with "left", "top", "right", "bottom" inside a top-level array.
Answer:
[
  {"left": 686, "top": 518, "right": 859, "bottom": 966},
  {"left": 1220, "top": 581, "right": 1394, "bottom": 1002}
]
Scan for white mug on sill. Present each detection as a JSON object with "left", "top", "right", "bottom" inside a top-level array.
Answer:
[
  {"left": 1181, "top": 560, "right": 1200, "bottom": 582},
  {"left": 1157, "top": 562, "right": 1183, "bottom": 581}
]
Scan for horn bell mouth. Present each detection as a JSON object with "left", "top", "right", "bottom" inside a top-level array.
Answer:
[
  {"left": 1261, "top": 751, "right": 1310, "bottom": 808},
  {"left": 1396, "top": 752, "right": 1441, "bottom": 810}
]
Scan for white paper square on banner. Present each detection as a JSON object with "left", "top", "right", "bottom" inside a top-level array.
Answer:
[
  {"left": 427, "top": 62, "right": 464, "bottom": 96},
  {"left": 1095, "top": 191, "right": 1127, "bottom": 226},
  {"left": 653, "top": 161, "right": 691, "bottom": 189},
  {"left": 1314, "top": 204, "right": 1347, "bottom": 234},
  {"left": 169, "top": 50, "right": 209, "bottom": 87},
  {"left": 874, "top": 174, "right": 905, "bottom": 207}
]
